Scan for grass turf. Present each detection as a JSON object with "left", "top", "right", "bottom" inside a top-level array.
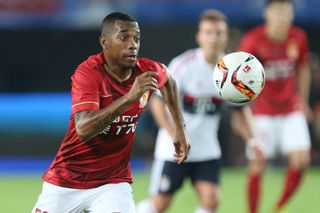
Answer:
[{"left": 0, "top": 168, "right": 319, "bottom": 213}]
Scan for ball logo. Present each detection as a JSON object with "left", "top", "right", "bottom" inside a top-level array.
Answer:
[{"left": 243, "top": 65, "right": 251, "bottom": 73}]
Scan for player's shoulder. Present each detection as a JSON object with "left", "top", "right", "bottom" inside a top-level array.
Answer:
[
  {"left": 136, "top": 58, "right": 165, "bottom": 73},
  {"left": 78, "top": 52, "right": 104, "bottom": 70},
  {"left": 243, "top": 25, "right": 265, "bottom": 39},
  {"left": 170, "top": 48, "right": 198, "bottom": 66},
  {"left": 168, "top": 48, "right": 198, "bottom": 74},
  {"left": 73, "top": 52, "right": 104, "bottom": 80},
  {"left": 76, "top": 53, "right": 104, "bottom": 73},
  {"left": 289, "top": 26, "right": 308, "bottom": 39}
]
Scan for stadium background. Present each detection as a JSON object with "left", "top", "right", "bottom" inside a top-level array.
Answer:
[{"left": 0, "top": 0, "right": 320, "bottom": 212}]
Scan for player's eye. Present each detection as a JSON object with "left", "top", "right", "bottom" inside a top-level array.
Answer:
[
  {"left": 216, "top": 30, "right": 226, "bottom": 36},
  {"left": 120, "top": 36, "right": 128, "bottom": 41},
  {"left": 134, "top": 36, "right": 141, "bottom": 43}
]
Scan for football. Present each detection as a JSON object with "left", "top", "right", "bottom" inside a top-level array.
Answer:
[{"left": 212, "top": 51, "right": 265, "bottom": 104}]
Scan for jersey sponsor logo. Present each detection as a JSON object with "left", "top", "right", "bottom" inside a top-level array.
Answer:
[
  {"left": 100, "top": 114, "right": 139, "bottom": 136},
  {"left": 183, "top": 94, "right": 223, "bottom": 115},
  {"left": 264, "top": 59, "right": 294, "bottom": 80}
]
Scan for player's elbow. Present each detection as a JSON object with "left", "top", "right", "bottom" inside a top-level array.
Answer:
[
  {"left": 77, "top": 132, "right": 89, "bottom": 142},
  {"left": 75, "top": 124, "right": 94, "bottom": 142},
  {"left": 167, "top": 74, "right": 177, "bottom": 90}
]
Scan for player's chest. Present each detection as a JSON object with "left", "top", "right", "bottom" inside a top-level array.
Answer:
[
  {"left": 256, "top": 39, "right": 300, "bottom": 62},
  {"left": 181, "top": 64, "right": 219, "bottom": 97},
  {"left": 180, "top": 64, "right": 222, "bottom": 115}
]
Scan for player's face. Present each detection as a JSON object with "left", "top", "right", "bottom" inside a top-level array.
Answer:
[
  {"left": 102, "top": 20, "right": 141, "bottom": 68},
  {"left": 196, "top": 19, "right": 228, "bottom": 56},
  {"left": 264, "top": 2, "right": 294, "bottom": 32}
]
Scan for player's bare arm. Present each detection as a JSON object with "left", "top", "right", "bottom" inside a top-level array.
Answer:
[
  {"left": 159, "top": 72, "right": 190, "bottom": 164},
  {"left": 149, "top": 95, "right": 175, "bottom": 138},
  {"left": 75, "top": 71, "right": 158, "bottom": 141},
  {"left": 297, "top": 63, "right": 312, "bottom": 121},
  {"left": 231, "top": 106, "right": 264, "bottom": 159}
]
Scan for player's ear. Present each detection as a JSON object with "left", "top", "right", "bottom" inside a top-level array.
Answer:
[{"left": 99, "top": 35, "right": 108, "bottom": 50}]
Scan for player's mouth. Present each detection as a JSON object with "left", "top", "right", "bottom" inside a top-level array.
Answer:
[{"left": 124, "top": 54, "right": 137, "bottom": 61}]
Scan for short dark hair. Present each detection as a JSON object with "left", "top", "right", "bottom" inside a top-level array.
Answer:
[
  {"left": 199, "top": 9, "right": 228, "bottom": 24},
  {"left": 101, "top": 12, "right": 137, "bottom": 35},
  {"left": 266, "top": 0, "right": 293, "bottom": 6}
]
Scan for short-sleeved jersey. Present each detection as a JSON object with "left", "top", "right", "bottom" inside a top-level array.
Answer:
[
  {"left": 154, "top": 48, "right": 224, "bottom": 162},
  {"left": 239, "top": 25, "right": 309, "bottom": 115},
  {"left": 43, "top": 52, "right": 167, "bottom": 189}
]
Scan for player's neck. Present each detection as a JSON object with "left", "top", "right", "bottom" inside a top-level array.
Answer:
[
  {"left": 203, "top": 51, "right": 219, "bottom": 64},
  {"left": 265, "top": 25, "right": 288, "bottom": 42},
  {"left": 104, "top": 62, "right": 133, "bottom": 83}
]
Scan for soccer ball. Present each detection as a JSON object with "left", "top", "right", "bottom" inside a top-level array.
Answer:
[{"left": 212, "top": 51, "right": 265, "bottom": 104}]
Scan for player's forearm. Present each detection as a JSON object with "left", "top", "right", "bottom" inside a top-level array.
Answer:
[
  {"left": 75, "top": 95, "right": 134, "bottom": 141},
  {"left": 297, "top": 64, "right": 311, "bottom": 104},
  {"left": 149, "top": 96, "right": 175, "bottom": 137},
  {"left": 160, "top": 75, "right": 186, "bottom": 132},
  {"left": 231, "top": 106, "right": 254, "bottom": 143}
]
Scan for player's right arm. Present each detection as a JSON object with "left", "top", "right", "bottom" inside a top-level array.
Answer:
[
  {"left": 74, "top": 71, "right": 158, "bottom": 142},
  {"left": 159, "top": 72, "right": 190, "bottom": 164},
  {"left": 149, "top": 95, "right": 175, "bottom": 138},
  {"left": 231, "top": 106, "right": 264, "bottom": 160}
]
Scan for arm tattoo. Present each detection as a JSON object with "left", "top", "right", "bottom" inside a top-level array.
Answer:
[{"left": 94, "top": 111, "right": 120, "bottom": 131}]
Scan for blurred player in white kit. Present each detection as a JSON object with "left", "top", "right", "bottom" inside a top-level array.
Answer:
[{"left": 136, "top": 9, "right": 262, "bottom": 213}]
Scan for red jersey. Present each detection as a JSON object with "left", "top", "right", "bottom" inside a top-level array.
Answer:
[
  {"left": 239, "top": 25, "right": 309, "bottom": 115},
  {"left": 43, "top": 52, "right": 168, "bottom": 189}
]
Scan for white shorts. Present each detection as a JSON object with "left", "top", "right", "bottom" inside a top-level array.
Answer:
[
  {"left": 247, "top": 112, "right": 311, "bottom": 160},
  {"left": 32, "top": 182, "right": 136, "bottom": 213}
]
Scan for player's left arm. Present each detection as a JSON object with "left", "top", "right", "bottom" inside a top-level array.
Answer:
[
  {"left": 296, "top": 31, "right": 312, "bottom": 121},
  {"left": 159, "top": 72, "right": 190, "bottom": 164},
  {"left": 231, "top": 106, "right": 264, "bottom": 159},
  {"left": 297, "top": 62, "right": 312, "bottom": 121}
]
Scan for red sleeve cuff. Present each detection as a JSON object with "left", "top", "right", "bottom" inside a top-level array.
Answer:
[{"left": 72, "top": 102, "right": 99, "bottom": 114}]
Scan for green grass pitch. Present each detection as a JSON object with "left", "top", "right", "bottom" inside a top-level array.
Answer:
[{"left": 0, "top": 168, "right": 319, "bottom": 213}]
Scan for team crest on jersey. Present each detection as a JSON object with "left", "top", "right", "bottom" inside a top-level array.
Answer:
[
  {"left": 139, "top": 91, "right": 150, "bottom": 108},
  {"left": 287, "top": 40, "right": 299, "bottom": 60}
]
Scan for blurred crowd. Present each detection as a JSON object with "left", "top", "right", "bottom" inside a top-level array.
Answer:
[{"left": 1, "top": 0, "right": 320, "bottom": 166}]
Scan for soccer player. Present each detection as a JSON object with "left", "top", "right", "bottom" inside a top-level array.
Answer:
[
  {"left": 239, "top": 0, "right": 311, "bottom": 212},
  {"left": 31, "top": 12, "right": 190, "bottom": 213},
  {"left": 136, "top": 10, "right": 261, "bottom": 213}
]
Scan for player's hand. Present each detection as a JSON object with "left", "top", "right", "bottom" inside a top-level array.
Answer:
[
  {"left": 126, "top": 71, "right": 158, "bottom": 102},
  {"left": 173, "top": 129, "right": 190, "bottom": 164},
  {"left": 247, "top": 138, "right": 265, "bottom": 161}
]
